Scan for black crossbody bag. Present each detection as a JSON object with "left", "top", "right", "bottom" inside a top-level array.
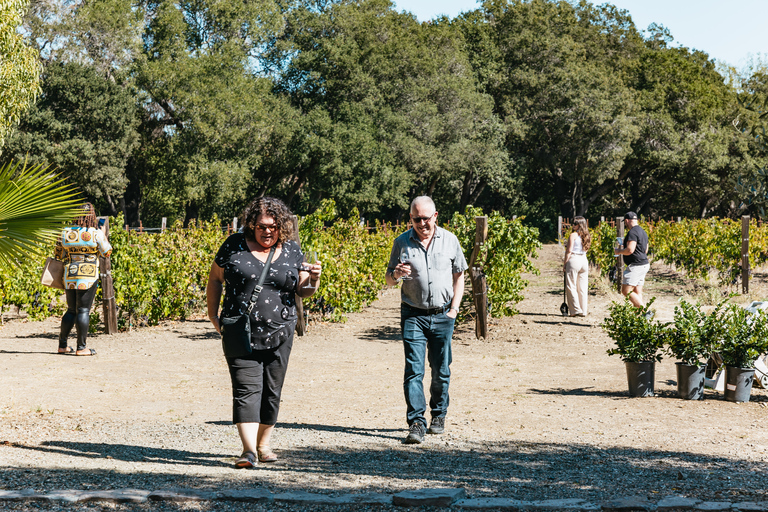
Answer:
[{"left": 220, "top": 246, "right": 276, "bottom": 358}]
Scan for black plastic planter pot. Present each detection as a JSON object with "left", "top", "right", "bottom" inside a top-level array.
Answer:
[
  {"left": 724, "top": 366, "right": 755, "bottom": 403},
  {"left": 625, "top": 361, "right": 655, "bottom": 397},
  {"left": 675, "top": 363, "right": 705, "bottom": 400}
]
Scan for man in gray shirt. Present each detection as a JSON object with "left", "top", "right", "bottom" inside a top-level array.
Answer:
[{"left": 386, "top": 196, "right": 467, "bottom": 444}]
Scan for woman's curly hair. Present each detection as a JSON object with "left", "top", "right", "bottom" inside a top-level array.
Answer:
[
  {"left": 241, "top": 197, "right": 295, "bottom": 244},
  {"left": 74, "top": 203, "right": 96, "bottom": 228}
]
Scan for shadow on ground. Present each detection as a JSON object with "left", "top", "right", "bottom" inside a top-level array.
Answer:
[
  {"left": 358, "top": 325, "right": 401, "bottom": 343},
  {"left": 3, "top": 438, "right": 767, "bottom": 503}
]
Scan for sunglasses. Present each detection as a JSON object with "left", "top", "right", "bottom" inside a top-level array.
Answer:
[
  {"left": 411, "top": 214, "right": 435, "bottom": 224},
  {"left": 254, "top": 224, "right": 279, "bottom": 232}
]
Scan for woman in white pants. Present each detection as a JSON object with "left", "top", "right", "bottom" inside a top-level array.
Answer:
[{"left": 563, "top": 217, "right": 591, "bottom": 317}]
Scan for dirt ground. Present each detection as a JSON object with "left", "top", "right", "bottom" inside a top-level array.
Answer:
[{"left": 1, "top": 244, "right": 768, "bottom": 505}]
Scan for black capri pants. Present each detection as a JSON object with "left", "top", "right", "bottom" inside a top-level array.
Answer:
[{"left": 227, "top": 336, "right": 293, "bottom": 425}]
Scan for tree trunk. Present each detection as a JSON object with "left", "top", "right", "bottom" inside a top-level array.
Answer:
[
  {"left": 426, "top": 177, "right": 439, "bottom": 197},
  {"left": 257, "top": 171, "right": 273, "bottom": 198},
  {"left": 633, "top": 189, "right": 653, "bottom": 217},
  {"left": 553, "top": 172, "right": 574, "bottom": 218},
  {"left": 469, "top": 179, "right": 487, "bottom": 205},
  {"left": 184, "top": 202, "right": 200, "bottom": 227},
  {"left": 103, "top": 192, "right": 118, "bottom": 217},
  {"left": 285, "top": 167, "right": 310, "bottom": 208},
  {"left": 580, "top": 165, "right": 637, "bottom": 216},
  {"left": 459, "top": 169, "right": 474, "bottom": 211},
  {"left": 122, "top": 158, "right": 142, "bottom": 226}
]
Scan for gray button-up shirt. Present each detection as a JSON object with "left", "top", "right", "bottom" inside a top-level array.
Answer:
[{"left": 387, "top": 226, "right": 468, "bottom": 309}]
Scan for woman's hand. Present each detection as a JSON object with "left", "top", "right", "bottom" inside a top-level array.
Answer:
[
  {"left": 206, "top": 261, "right": 225, "bottom": 333},
  {"left": 309, "top": 260, "right": 322, "bottom": 282},
  {"left": 210, "top": 315, "right": 221, "bottom": 334},
  {"left": 298, "top": 260, "right": 322, "bottom": 297}
]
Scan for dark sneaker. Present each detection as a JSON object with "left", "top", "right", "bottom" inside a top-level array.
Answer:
[
  {"left": 404, "top": 422, "right": 425, "bottom": 444},
  {"left": 427, "top": 416, "right": 445, "bottom": 434}
]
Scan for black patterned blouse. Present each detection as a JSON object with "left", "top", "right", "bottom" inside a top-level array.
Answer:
[{"left": 214, "top": 233, "right": 303, "bottom": 350}]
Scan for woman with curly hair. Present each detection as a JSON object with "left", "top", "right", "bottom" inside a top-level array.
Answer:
[
  {"left": 563, "top": 216, "right": 591, "bottom": 317},
  {"left": 55, "top": 203, "right": 112, "bottom": 355},
  {"left": 206, "top": 197, "right": 321, "bottom": 468}
]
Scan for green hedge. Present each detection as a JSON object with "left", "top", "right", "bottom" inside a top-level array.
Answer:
[
  {"left": 1, "top": 203, "right": 540, "bottom": 327},
  {"left": 451, "top": 207, "right": 541, "bottom": 317}
]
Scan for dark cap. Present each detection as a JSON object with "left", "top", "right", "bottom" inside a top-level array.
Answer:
[{"left": 623, "top": 211, "right": 638, "bottom": 220}]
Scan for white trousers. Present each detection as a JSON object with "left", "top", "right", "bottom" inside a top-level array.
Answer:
[{"left": 565, "top": 253, "right": 589, "bottom": 316}]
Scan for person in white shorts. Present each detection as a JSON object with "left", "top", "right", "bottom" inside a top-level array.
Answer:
[{"left": 614, "top": 211, "right": 649, "bottom": 307}]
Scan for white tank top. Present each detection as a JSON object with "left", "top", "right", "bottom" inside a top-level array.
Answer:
[{"left": 571, "top": 234, "right": 585, "bottom": 255}]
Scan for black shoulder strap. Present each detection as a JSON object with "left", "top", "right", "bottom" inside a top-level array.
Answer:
[{"left": 246, "top": 245, "right": 276, "bottom": 314}]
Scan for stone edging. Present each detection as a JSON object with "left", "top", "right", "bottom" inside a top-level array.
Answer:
[{"left": 1, "top": 488, "right": 767, "bottom": 510}]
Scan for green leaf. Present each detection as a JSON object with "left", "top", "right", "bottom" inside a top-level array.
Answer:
[{"left": 0, "top": 160, "right": 82, "bottom": 268}]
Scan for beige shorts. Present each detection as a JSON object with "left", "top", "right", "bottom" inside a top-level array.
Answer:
[{"left": 623, "top": 263, "right": 650, "bottom": 287}]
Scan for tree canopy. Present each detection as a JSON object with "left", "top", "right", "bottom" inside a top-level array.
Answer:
[
  {"left": 2, "top": 0, "right": 766, "bottom": 226},
  {"left": 0, "top": 0, "right": 41, "bottom": 149}
]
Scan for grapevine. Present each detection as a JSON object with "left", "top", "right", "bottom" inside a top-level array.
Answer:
[
  {"left": 1, "top": 205, "right": 542, "bottom": 327},
  {"left": 588, "top": 217, "right": 768, "bottom": 287}
]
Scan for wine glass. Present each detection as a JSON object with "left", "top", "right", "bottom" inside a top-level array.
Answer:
[
  {"left": 300, "top": 251, "right": 318, "bottom": 289},
  {"left": 399, "top": 247, "right": 412, "bottom": 280}
]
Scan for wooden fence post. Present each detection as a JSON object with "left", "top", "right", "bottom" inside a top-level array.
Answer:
[
  {"left": 161, "top": 217, "right": 167, "bottom": 233},
  {"left": 557, "top": 216, "right": 563, "bottom": 245},
  {"left": 232, "top": 217, "right": 238, "bottom": 232},
  {"left": 290, "top": 215, "right": 306, "bottom": 336},
  {"left": 615, "top": 217, "right": 624, "bottom": 294},
  {"left": 469, "top": 216, "right": 488, "bottom": 339},
  {"left": 97, "top": 216, "right": 118, "bottom": 334},
  {"left": 742, "top": 215, "right": 750, "bottom": 294}
]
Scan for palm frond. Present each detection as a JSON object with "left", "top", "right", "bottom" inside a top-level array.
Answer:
[{"left": 0, "top": 159, "right": 82, "bottom": 267}]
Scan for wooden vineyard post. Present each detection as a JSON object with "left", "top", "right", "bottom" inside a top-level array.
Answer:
[
  {"left": 290, "top": 215, "right": 306, "bottom": 336},
  {"left": 742, "top": 215, "right": 750, "bottom": 294},
  {"left": 97, "top": 216, "right": 118, "bottom": 334},
  {"left": 557, "top": 216, "right": 563, "bottom": 245},
  {"left": 469, "top": 216, "right": 488, "bottom": 339},
  {"left": 615, "top": 217, "right": 624, "bottom": 294}
]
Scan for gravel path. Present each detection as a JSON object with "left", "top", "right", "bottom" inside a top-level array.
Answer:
[{"left": 2, "top": 244, "right": 768, "bottom": 510}]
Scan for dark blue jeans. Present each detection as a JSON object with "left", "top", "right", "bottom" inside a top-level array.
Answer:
[{"left": 401, "top": 303, "right": 456, "bottom": 428}]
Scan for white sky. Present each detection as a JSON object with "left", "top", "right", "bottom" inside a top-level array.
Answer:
[{"left": 392, "top": 0, "right": 768, "bottom": 68}]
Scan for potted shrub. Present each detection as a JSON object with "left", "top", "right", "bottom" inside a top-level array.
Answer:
[
  {"left": 602, "top": 298, "right": 666, "bottom": 397},
  {"left": 664, "top": 299, "right": 726, "bottom": 400},
  {"left": 717, "top": 302, "right": 768, "bottom": 403}
]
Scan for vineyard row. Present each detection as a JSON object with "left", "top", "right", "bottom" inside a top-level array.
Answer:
[
  {"left": 581, "top": 217, "right": 767, "bottom": 287},
  {"left": 0, "top": 201, "right": 541, "bottom": 330}
]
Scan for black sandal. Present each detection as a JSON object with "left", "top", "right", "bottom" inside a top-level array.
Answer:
[
  {"left": 57, "top": 346, "right": 74, "bottom": 354},
  {"left": 234, "top": 452, "right": 256, "bottom": 469},
  {"left": 75, "top": 348, "right": 96, "bottom": 356}
]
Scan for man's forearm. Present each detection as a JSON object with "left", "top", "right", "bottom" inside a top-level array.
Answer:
[{"left": 451, "top": 272, "right": 465, "bottom": 310}]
